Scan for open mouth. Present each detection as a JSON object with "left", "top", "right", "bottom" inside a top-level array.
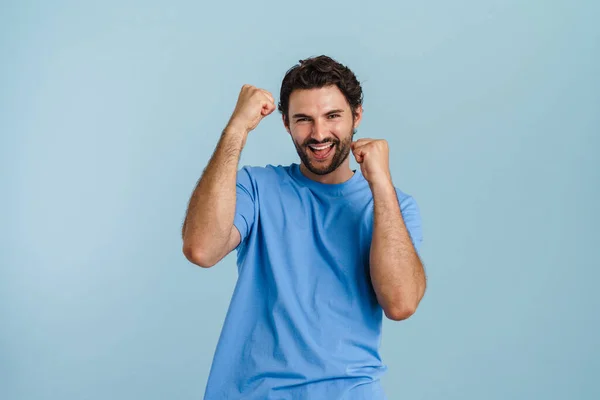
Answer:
[{"left": 308, "top": 143, "right": 335, "bottom": 160}]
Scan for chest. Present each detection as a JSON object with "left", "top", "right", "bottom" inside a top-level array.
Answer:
[{"left": 256, "top": 182, "right": 374, "bottom": 262}]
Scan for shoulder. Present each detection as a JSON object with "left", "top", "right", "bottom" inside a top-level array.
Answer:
[{"left": 238, "top": 164, "right": 292, "bottom": 183}]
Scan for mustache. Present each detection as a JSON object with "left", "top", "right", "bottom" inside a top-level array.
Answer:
[{"left": 303, "top": 139, "right": 339, "bottom": 146}]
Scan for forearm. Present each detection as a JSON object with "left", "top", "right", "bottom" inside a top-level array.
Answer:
[
  {"left": 182, "top": 126, "right": 247, "bottom": 261},
  {"left": 369, "top": 180, "right": 426, "bottom": 321}
]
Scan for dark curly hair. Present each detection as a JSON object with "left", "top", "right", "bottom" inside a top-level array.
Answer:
[{"left": 278, "top": 55, "right": 364, "bottom": 127}]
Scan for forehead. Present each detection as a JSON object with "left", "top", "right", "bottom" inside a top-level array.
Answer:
[{"left": 288, "top": 85, "right": 349, "bottom": 114}]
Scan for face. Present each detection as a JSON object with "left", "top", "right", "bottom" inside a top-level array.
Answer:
[{"left": 284, "top": 85, "right": 362, "bottom": 176}]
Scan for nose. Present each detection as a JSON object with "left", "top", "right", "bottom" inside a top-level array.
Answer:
[{"left": 311, "top": 118, "right": 328, "bottom": 142}]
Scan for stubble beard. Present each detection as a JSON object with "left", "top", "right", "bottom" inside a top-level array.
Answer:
[{"left": 293, "top": 128, "right": 355, "bottom": 176}]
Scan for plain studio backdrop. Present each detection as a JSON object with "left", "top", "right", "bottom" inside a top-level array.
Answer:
[{"left": 1, "top": 0, "right": 598, "bottom": 399}]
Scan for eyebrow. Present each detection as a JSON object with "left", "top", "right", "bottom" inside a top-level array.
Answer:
[{"left": 291, "top": 109, "right": 345, "bottom": 119}]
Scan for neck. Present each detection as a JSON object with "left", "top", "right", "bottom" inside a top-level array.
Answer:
[{"left": 299, "top": 159, "right": 354, "bottom": 185}]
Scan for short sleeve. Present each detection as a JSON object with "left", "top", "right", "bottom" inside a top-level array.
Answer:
[
  {"left": 233, "top": 166, "right": 256, "bottom": 250},
  {"left": 398, "top": 193, "right": 424, "bottom": 257}
]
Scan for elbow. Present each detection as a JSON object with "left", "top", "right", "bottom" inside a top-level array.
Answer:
[
  {"left": 385, "top": 283, "right": 426, "bottom": 321},
  {"left": 182, "top": 243, "right": 217, "bottom": 268},
  {"left": 384, "top": 303, "right": 417, "bottom": 321}
]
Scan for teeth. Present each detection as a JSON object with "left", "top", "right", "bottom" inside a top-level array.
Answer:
[{"left": 309, "top": 144, "right": 333, "bottom": 150}]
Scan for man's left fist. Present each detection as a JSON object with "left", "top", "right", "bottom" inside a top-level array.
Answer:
[{"left": 351, "top": 138, "right": 392, "bottom": 186}]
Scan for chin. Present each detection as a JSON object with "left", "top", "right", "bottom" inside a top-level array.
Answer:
[{"left": 306, "top": 161, "right": 337, "bottom": 176}]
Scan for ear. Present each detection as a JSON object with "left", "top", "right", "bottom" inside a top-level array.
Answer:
[
  {"left": 353, "top": 105, "right": 363, "bottom": 130},
  {"left": 282, "top": 115, "right": 291, "bottom": 134}
]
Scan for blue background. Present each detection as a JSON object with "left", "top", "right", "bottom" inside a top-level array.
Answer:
[{"left": 2, "top": 0, "right": 599, "bottom": 399}]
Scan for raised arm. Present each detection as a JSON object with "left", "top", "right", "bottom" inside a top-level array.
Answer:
[
  {"left": 182, "top": 85, "right": 275, "bottom": 267},
  {"left": 351, "top": 138, "right": 426, "bottom": 320}
]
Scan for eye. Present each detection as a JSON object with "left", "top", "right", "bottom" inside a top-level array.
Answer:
[
  {"left": 297, "top": 117, "right": 309, "bottom": 122},
  {"left": 328, "top": 114, "right": 340, "bottom": 119}
]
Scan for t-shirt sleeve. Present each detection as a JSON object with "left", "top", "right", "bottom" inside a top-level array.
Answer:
[
  {"left": 398, "top": 193, "right": 424, "bottom": 257},
  {"left": 233, "top": 166, "right": 256, "bottom": 250}
]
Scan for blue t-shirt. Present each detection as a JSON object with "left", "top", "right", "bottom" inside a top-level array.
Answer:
[{"left": 203, "top": 163, "right": 423, "bottom": 400}]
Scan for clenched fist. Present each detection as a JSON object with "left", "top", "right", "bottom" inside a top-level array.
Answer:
[
  {"left": 227, "top": 84, "right": 276, "bottom": 134},
  {"left": 351, "top": 138, "right": 393, "bottom": 186}
]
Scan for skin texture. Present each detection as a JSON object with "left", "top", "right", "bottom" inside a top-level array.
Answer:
[{"left": 182, "top": 84, "right": 426, "bottom": 320}]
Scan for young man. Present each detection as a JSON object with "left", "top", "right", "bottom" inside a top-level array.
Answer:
[{"left": 182, "top": 55, "right": 426, "bottom": 400}]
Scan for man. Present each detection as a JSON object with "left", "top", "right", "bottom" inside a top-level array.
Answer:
[{"left": 182, "top": 55, "right": 426, "bottom": 399}]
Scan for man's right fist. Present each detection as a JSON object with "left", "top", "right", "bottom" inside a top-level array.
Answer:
[{"left": 227, "top": 84, "right": 276, "bottom": 133}]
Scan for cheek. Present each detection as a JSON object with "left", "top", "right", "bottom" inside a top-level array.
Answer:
[
  {"left": 291, "top": 132, "right": 308, "bottom": 146},
  {"left": 334, "top": 121, "right": 353, "bottom": 136},
  {"left": 291, "top": 127, "right": 311, "bottom": 142},
  {"left": 334, "top": 118, "right": 352, "bottom": 129}
]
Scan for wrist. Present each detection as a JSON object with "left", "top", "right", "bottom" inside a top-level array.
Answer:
[
  {"left": 367, "top": 170, "right": 393, "bottom": 187},
  {"left": 223, "top": 124, "right": 249, "bottom": 146},
  {"left": 223, "top": 123, "right": 249, "bottom": 137},
  {"left": 225, "top": 117, "right": 251, "bottom": 135},
  {"left": 368, "top": 176, "right": 395, "bottom": 194}
]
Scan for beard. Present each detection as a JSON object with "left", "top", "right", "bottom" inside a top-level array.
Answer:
[{"left": 293, "top": 128, "right": 355, "bottom": 176}]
